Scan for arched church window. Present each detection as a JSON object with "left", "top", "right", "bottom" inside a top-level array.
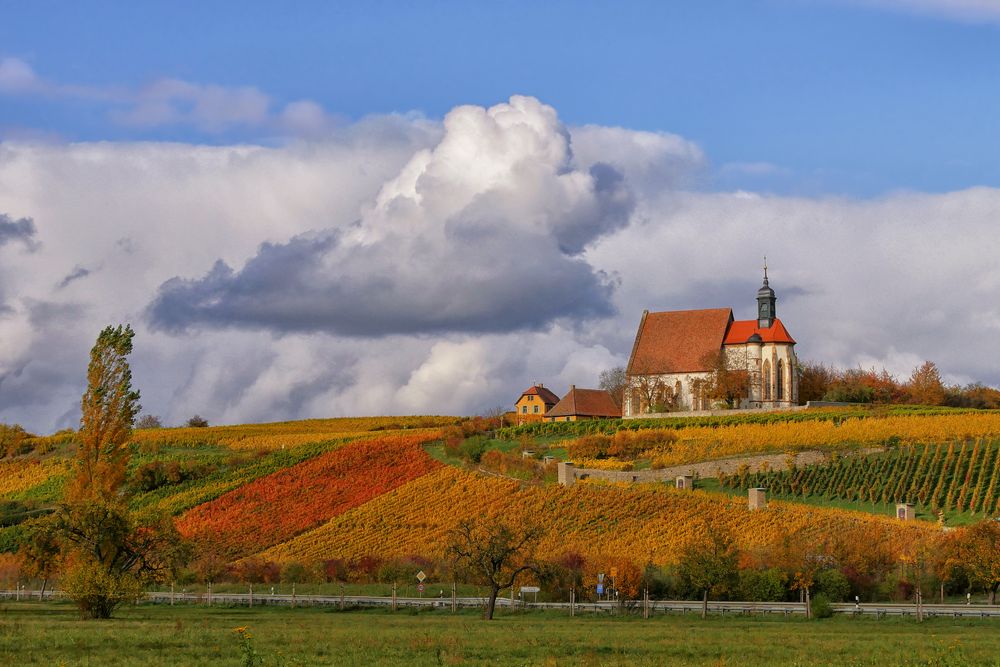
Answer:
[
  {"left": 777, "top": 359, "right": 785, "bottom": 401},
  {"left": 763, "top": 360, "right": 771, "bottom": 401}
]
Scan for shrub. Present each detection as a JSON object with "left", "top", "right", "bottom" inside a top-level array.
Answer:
[
  {"left": 567, "top": 435, "right": 612, "bottom": 459},
  {"left": 814, "top": 568, "right": 851, "bottom": 602},
  {"left": 810, "top": 592, "right": 834, "bottom": 619},
  {"left": 280, "top": 561, "right": 309, "bottom": 584},
  {"left": 459, "top": 436, "right": 487, "bottom": 463},
  {"left": 187, "top": 415, "right": 209, "bottom": 428},
  {"left": 738, "top": 567, "right": 787, "bottom": 602}
]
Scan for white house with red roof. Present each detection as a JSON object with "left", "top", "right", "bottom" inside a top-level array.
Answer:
[{"left": 624, "top": 266, "right": 798, "bottom": 416}]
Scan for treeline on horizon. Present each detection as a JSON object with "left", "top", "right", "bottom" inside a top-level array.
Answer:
[{"left": 798, "top": 360, "right": 1000, "bottom": 409}]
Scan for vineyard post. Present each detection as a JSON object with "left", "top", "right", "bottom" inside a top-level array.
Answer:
[
  {"left": 451, "top": 582, "right": 456, "bottom": 613},
  {"left": 392, "top": 583, "right": 397, "bottom": 612},
  {"left": 340, "top": 583, "right": 345, "bottom": 610},
  {"left": 570, "top": 587, "right": 575, "bottom": 617},
  {"left": 292, "top": 583, "right": 296, "bottom": 608},
  {"left": 170, "top": 582, "right": 174, "bottom": 606},
  {"left": 249, "top": 585, "right": 253, "bottom": 608},
  {"left": 208, "top": 581, "right": 212, "bottom": 606}
]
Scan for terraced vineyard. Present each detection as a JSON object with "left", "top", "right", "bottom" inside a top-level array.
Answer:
[{"left": 719, "top": 439, "right": 1000, "bottom": 516}]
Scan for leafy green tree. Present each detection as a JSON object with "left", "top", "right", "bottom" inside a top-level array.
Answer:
[
  {"left": 738, "top": 567, "right": 787, "bottom": 602},
  {"left": 677, "top": 524, "right": 740, "bottom": 618},
  {"left": 814, "top": 568, "right": 851, "bottom": 602}
]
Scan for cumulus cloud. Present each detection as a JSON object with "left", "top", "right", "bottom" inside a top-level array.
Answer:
[
  {"left": 147, "top": 96, "right": 633, "bottom": 336},
  {"left": 0, "top": 95, "right": 997, "bottom": 433}
]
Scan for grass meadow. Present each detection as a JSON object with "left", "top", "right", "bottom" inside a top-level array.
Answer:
[{"left": 2, "top": 602, "right": 999, "bottom": 666}]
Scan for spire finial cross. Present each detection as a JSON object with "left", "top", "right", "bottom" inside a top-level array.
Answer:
[{"left": 763, "top": 256, "right": 769, "bottom": 282}]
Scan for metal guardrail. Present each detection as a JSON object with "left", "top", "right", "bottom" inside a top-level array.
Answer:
[{"left": 2, "top": 590, "right": 999, "bottom": 617}]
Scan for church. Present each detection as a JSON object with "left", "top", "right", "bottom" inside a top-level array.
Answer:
[{"left": 624, "top": 266, "right": 799, "bottom": 416}]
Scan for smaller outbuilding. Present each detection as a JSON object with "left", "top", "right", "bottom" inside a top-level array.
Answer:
[
  {"left": 543, "top": 385, "right": 621, "bottom": 422},
  {"left": 514, "top": 384, "right": 561, "bottom": 425}
]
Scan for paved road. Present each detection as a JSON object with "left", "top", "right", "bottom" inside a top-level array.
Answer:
[{"left": 4, "top": 590, "right": 999, "bottom": 618}]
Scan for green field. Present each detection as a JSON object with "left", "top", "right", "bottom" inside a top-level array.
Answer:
[{"left": 2, "top": 603, "right": 999, "bottom": 666}]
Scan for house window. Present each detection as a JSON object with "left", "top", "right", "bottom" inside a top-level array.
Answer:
[
  {"left": 763, "top": 360, "right": 772, "bottom": 401},
  {"left": 533, "top": 405, "right": 539, "bottom": 413},
  {"left": 521, "top": 405, "right": 528, "bottom": 414}
]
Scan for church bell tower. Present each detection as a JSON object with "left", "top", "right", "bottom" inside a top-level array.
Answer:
[{"left": 757, "top": 258, "right": 776, "bottom": 329}]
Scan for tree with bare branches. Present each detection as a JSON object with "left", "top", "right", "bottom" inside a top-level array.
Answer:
[{"left": 447, "top": 517, "right": 544, "bottom": 620}]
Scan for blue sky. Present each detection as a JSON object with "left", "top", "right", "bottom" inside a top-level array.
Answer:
[
  {"left": 3, "top": 1, "right": 1000, "bottom": 431},
  {"left": 3, "top": 0, "right": 999, "bottom": 196}
]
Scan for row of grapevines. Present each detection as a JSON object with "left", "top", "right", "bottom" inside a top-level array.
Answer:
[
  {"left": 720, "top": 440, "right": 1000, "bottom": 515},
  {"left": 497, "top": 406, "right": 988, "bottom": 439}
]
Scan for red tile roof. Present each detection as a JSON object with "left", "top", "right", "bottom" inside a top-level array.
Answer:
[
  {"left": 518, "top": 385, "right": 560, "bottom": 406},
  {"left": 546, "top": 386, "right": 621, "bottom": 418},
  {"left": 626, "top": 308, "right": 733, "bottom": 375},
  {"left": 723, "top": 318, "right": 796, "bottom": 345}
]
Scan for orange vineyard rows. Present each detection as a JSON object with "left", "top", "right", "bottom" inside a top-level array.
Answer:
[
  {"left": 261, "top": 467, "right": 936, "bottom": 573},
  {"left": 175, "top": 433, "right": 442, "bottom": 559}
]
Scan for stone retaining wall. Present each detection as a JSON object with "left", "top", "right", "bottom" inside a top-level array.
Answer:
[{"left": 557, "top": 448, "right": 878, "bottom": 487}]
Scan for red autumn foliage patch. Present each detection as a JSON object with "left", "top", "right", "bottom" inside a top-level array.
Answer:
[{"left": 175, "top": 433, "right": 441, "bottom": 560}]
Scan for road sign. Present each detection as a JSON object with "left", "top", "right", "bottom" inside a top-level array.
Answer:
[
  {"left": 417, "top": 583, "right": 425, "bottom": 593},
  {"left": 598, "top": 573, "right": 605, "bottom": 583},
  {"left": 610, "top": 567, "right": 618, "bottom": 578},
  {"left": 596, "top": 584, "right": 604, "bottom": 595},
  {"left": 416, "top": 570, "right": 426, "bottom": 582},
  {"left": 520, "top": 586, "right": 540, "bottom": 594}
]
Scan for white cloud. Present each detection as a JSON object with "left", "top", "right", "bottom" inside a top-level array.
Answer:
[
  {"left": 0, "top": 57, "right": 42, "bottom": 93},
  {"left": 843, "top": 0, "right": 1000, "bottom": 23},
  {"left": 0, "top": 96, "right": 997, "bottom": 433},
  {"left": 0, "top": 57, "right": 337, "bottom": 136}
]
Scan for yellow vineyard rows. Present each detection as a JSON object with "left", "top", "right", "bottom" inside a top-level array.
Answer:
[
  {"left": 129, "top": 416, "right": 458, "bottom": 450},
  {"left": 261, "top": 467, "right": 936, "bottom": 571},
  {"left": 0, "top": 458, "right": 68, "bottom": 496},
  {"left": 638, "top": 413, "right": 1000, "bottom": 466},
  {"left": 572, "top": 457, "right": 635, "bottom": 471}
]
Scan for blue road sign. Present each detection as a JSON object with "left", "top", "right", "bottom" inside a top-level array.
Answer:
[{"left": 596, "top": 584, "right": 604, "bottom": 595}]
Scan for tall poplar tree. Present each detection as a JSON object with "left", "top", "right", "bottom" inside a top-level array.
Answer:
[
  {"left": 67, "top": 325, "right": 141, "bottom": 502},
  {"left": 24, "top": 325, "right": 185, "bottom": 619}
]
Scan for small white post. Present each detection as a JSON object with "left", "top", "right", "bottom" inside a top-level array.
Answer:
[
  {"left": 249, "top": 584, "right": 253, "bottom": 608},
  {"left": 170, "top": 582, "right": 175, "bottom": 606}
]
